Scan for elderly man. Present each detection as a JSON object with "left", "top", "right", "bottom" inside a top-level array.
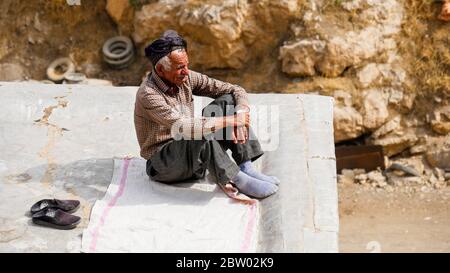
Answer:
[{"left": 134, "top": 30, "right": 279, "bottom": 199}]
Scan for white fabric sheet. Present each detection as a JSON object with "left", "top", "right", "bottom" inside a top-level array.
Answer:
[{"left": 81, "top": 158, "right": 259, "bottom": 253}]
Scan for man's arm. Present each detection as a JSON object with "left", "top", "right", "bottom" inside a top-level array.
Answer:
[
  {"left": 189, "top": 70, "right": 249, "bottom": 108},
  {"left": 139, "top": 85, "right": 248, "bottom": 140},
  {"left": 189, "top": 70, "right": 251, "bottom": 143}
]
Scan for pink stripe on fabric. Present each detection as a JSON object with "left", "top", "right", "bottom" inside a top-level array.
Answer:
[
  {"left": 89, "top": 158, "right": 131, "bottom": 252},
  {"left": 240, "top": 203, "right": 257, "bottom": 252}
]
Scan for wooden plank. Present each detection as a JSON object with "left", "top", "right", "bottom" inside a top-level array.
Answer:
[{"left": 335, "top": 145, "right": 385, "bottom": 173}]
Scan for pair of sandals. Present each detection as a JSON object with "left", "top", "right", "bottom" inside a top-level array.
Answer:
[{"left": 30, "top": 199, "right": 81, "bottom": 230}]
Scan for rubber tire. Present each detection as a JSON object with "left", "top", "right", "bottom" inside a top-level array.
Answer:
[
  {"left": 103, "top": 51, "right": 134, "bottom": 67},
  {"left": 102, "top": 36, "right": 134, "bottom": 60},
  {"left": 46, "top": 57, "right": 75, "bottom": 82}
]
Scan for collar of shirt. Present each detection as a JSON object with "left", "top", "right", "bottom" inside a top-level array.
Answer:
[{"left": 149, "top": 72, "right": 180, "bottom": 96}]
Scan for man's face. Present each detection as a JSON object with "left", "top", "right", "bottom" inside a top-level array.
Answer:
[{"left": 159, "top": 50, "right": 189, "bottom": 86}]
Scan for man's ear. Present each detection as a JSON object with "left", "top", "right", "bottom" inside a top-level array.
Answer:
[{"left": 155, "top": 63, "right": 164, "bottom": 75}]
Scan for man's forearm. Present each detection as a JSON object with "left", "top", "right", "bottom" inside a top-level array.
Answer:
[{"left": 213, "top": 116, "right": 237, "bottom": 131}]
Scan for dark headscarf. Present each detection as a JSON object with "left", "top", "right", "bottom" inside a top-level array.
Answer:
[{"left": 145, "top": 30, "right": 187, "bottom": 67}]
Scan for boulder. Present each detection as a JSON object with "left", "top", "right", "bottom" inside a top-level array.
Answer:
[
  {"left": 333, "top": 90, "right": 364, "bottom": 142},
  {"left": 106, "top": 0, "right": 134, "bottom": 34},
  {"left": 133, "top": 0, "right": 300, "bottom": 69},
  {"left": 426, "top": 147, "right": 450, "bottom": 170},
  {"left": 0, "top": 63, "right": 26, "bottom": 81},
  {"left": 279, "top": 39, "right": 326, "bottom": 77},
  {"left": 334, "top": 106, "right": 364, "bottom": 142},
  {"left": 372, "top": 132, "right": 418, "bottom": 157},
  {"left": 280, "top": 0, "right": 404, "bottom": 78},
  {"left": 431, "top": 106, "right": 450, "bottom": 135},
  {"left": 371, "top": 116, "right": 401, "bottom": 139},
  {"left": 361, "top": 89, "right": 389, "bottom": 130}
]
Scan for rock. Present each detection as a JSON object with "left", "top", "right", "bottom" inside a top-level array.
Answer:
[
  {"left": 106, "top": 0, "right": 134, "bottom": 34},
  {"left": 64, "top": 72, "right": 87, "bottom": 84},
  {"left": 366, "top": 170, "right": 388, "bottom": 188},
  {"left": 410, "top": 144, "right": 427, "bottom": 155},
  {"left": 385, "top": 185, "right": 394, "bottom": 192},
  {"left": 399, "top": 92, "right": 416, "bottom": 111},
  {"left": 428, "top": 173, "right": 439, "bottom": 185},
  {"left": 317, "top": 0, "right": 403, "bottom": 77},
  {"left": 405, "top": 177, "right": 425, "bottom": 185},
  {"left": 333, "top": 90, "right": 353, "bottom": 107},
  {"left": 353, "top": 168, "right": 366, "bottom": 175},
  {"left": 33, "top": 13, "right": 42, "bottom": 32},
  {"left": 279, "top": 39, "right": 326, "bottom": 77},
  {"left": 445, "top": 172, "right": 450, "bottom": 181},
  {"left": 430, "top": 106, "right": 450, "bottom": 135},
  {"left": 338, "top": 174, "right": 352, "bottom": 185},
  {"left": 358, "top": 63, "right": 406, "bottom": 88},
  {"left": 334, "top": 105, "right": 364, "bottom": 142},
  {"left": 80, "top": 63, "right": 102, "bottom": 78},
  {"left": 338, "top": 169, "right": 356, "bottom": 185},
  {"left": 333, "top": 90, "right": 364, "bottom": 142},
  {"left": 387, "top": 174, "right": 425, "bottom": 187},
  {"left": 133, "top": 0, "right": 300, "bottom": 69},
  {"left": 402, "top": 157, "right": 425, "bottom": 176},
  {"left": 387, "top": 88, "right": 404, "bottom": 106},
  {"left": 421, "top": 186, "right": 431, "bottom": 193},
  {"left": 28, "top": 36, "right": 35, "bottom": 44},
  {"left": 278, "top": 0, "right": 406, "bottom": 92},
  {"left": 426, "top": 138, "right": 450, "bottom": 169},
  {"left": 372, "top": 132, "right": 418, "bottom": 157},
  {"left": 0, "top": 63, "right": 26, "bottom": 81},
  {"left": 433, "top": 167, "right": 445, "bottom": 182},
  {"left": 315, "top": 36, "right": 355, "bottom": 78},
  {"left": 355, "top": 173, "right": 368, "bottom": 184},
  {"left": 358, "top": 63, "right": 380, "bottom": 88},
  {"left": 361, "top": 89, "right": 389, "bottom": 130},
  {"left": 371, "top": 116, "right": 401, "bottom": 139},
  {"left": 427, "top": 171, "right": 446, "bottom": 189}
]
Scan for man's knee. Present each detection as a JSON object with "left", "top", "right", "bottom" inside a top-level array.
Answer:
[
  {"left": 203, "top": 94, "right": 236, "bottom": 117},
  {"left": 214, "top": 94, "right": 235, "bottom": 105}
]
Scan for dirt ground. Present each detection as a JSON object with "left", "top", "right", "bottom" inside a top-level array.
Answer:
[{"left": 338, "top": 184, "right": 450, "bottom": 253}]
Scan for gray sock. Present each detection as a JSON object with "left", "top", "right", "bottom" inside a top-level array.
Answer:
[
  {"left": 239, "top": 161, "right": 280, "bottom": 185},
  {"left": 232, "top": 171, "right": 278, "bottom": 199}
]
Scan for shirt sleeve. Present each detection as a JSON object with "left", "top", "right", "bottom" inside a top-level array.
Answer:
[
  {"left": 189, "top": 70, "right": 249, "bottom": 107},
  {"left": 138, "top": 85, "right": 217, "bottom": 140}
]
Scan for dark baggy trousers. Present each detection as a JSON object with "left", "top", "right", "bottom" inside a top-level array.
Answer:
[{"left": 146, "top": 94, "right": 264, "bottom": 185}]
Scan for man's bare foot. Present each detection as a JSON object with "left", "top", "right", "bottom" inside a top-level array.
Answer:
[{"left": 219, "top": 183, "right": 257, "bottom": 205}]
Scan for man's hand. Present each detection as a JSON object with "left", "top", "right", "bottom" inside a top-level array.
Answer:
[
  {"left": 235, "top": 111, "right": 250, "bottom": 128},
  {"left": 213, "top": 106, "right": 250, "bottom": 143},
  {"left": 233, "top": 108, "right": 250, "bottom": 144},
  {"left": 232, "top": 126, "right": 248, "bottom": 144},
  {"left": 236, "top": 104, "right": 250, "bottom": 113}
]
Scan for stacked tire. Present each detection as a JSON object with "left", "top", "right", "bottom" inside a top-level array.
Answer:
[{"left": 102, "top": 36, "right": 135, "bottom": 70}]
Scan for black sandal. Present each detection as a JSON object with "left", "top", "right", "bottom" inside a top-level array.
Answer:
[
  {"left": 32, "top": 208, "right": 81, "bottom": 230},
  {"left": 30, "top": 199, "right": 80, "bottom": 214}
]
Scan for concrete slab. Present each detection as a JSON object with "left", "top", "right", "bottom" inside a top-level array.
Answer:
[{"left": 0, "top": 81, "right": 338, "bottom": 252}]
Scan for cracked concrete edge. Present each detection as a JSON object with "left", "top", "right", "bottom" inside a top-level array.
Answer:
[{"left": 301, "top": 96, "right": 339, "bottom": 253}]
